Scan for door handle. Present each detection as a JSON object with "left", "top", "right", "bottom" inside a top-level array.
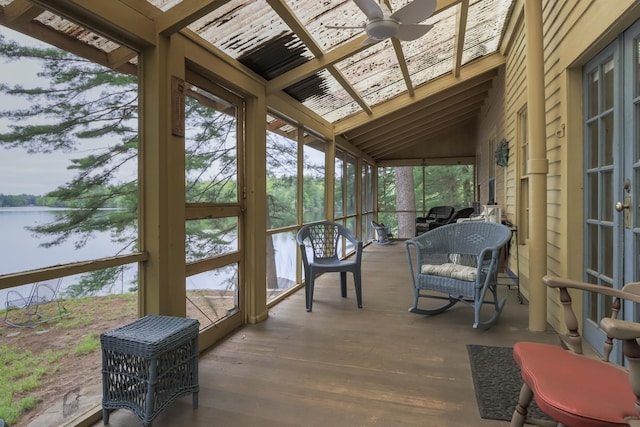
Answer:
[{"left": 615, "top": 195, "right": 632, "bottom": 228}]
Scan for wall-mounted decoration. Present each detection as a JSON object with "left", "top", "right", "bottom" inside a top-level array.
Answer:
[
  {"left": 171, "top": 76, "right": 185, "bottom": 137},
  {"left": 495, "top": 139, "right": 509, "bottom": 167}
]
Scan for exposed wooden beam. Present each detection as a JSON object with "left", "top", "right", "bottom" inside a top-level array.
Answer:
[
  {"left": 436, "top": 0, "right": 463, "bottom": 13},
  {"left": 378, "top": 156, "right": 476, "bottom": 167},
  {"left": 157, "top": 0, "right": 232, "bottom": 36},
  {"left": 267, "top": 0, "right": 372, "bottom": 115},
  {"left": 266, "top": 0, "right": 322, "bottom": 57},
  {"left": 355, "top": 95, "right": 486, "bottom": 150},
  {"left": 267, "top": 92, "right": 334, "bottom": 140},
  {"left": 0, "top": 15, "right": 137, "bottom": 75},
  {"left": 29, "top": 0, "right": 156, "bottom": 48},
  {"left": 452, "top": 0, "right": 468, "bottom": 78},
  {"left": 108, "top": 46, "right": 137, "bottom": 69},
  {"left": 347, "top": 79, "right": 492, "bottom": 140},
  {"left": 327, "top": 67, "right": 373, "bottom": 115},
  {"left": 266, "top": 35, "right": 371, "bottom": 94},
  {"left": 334, "top": 52, "right": 504, "bottom": 134},
  {"left": 363, "top": 110, "right": 481, "bottom": 158},
  {"left": 267, "top": 0, "right": 461, "bottom": 94},
  {"left": 4, "top": 0, "right": 43, "bottom": 25},
  {"left": 371, "top": 112, "right": 478, "bottom": 157},
  {"left": 335, "top": 134, "right": 376, "bottom": 165},
  {"left": 356, "top": 101, "right": 483, "bottom": 151},
  {"left": 391, "top": 38, "right": 414, "bottom": 97}
]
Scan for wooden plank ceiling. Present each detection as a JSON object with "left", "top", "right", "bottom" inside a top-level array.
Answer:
[{"left": 0, "top": 0, "right": 514, "bottom": 163}]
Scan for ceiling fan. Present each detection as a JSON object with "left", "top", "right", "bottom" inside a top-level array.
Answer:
[{"left": 326, "top": 0, "right": 437, "bottom": 45}]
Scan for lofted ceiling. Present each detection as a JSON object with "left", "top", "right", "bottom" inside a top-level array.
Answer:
[{"left": 0, "top": 0, "right": 515, "bottom": 163}]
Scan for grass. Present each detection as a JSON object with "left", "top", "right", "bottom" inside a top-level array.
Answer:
[
  {"left": 0, "top": 345, "right": 65, "bottom": 424},
  {"left": 0, "top": 290, "right": 221, "bottom": 425},
  {"left": 75, "top": 332, "right": 100, "bottom": 355},
  {"left": 0, "top": 293, "right": 138, "bottom": 425}
]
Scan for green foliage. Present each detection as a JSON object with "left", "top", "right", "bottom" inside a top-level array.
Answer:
[
  {"left": 377, "top": 167, "right": 398, "bottom": 212},
  {"left": 378, "top": 164, "right": 475, "bottom": 217},
  {"left": 420, "top": 165, "right": 475, "bottom": 211},
  {"left": 64, "top": 266, "right": 126, "bottom": 298},
  {"left": 0, "top": 33, "right": 140, "bottom": 296},
  {"left": 265, "top": 130, "right": 328, "bottom": 228},
  {"left": 0, "top": 34, "right": 275, "bottom": 296},
  {"left": 184, "top": 96, "right": 239, "bottom": 204},
  {"left": 266, "top": 130, "right": 298, "bottom": 229},
  {"left": 301, "top": 176, "right": 326, "bottom": 223}
]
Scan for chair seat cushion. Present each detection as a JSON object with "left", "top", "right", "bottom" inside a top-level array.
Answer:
[
  {"left": 420, "top": 263, "right": 476, "bottom": 281},
  {"left": 514, "top": 342, "right": 637, "bottom": 427}
]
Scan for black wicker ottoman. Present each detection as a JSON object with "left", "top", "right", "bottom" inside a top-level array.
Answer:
[{"left": 100, "top": 315, "right": 199, "bottom": 426}]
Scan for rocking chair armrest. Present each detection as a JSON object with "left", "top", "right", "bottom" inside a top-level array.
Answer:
[
  {"left": 543, "top": 275, "right": 640, "bottom": 302},
  {"left": 6, "top": 289, "right": 30, "bottom": 308},
  {"left": 600, "top": 317, "right": 640, "bottom": 341},
  {"left": 544, "top": 275, "right": 640, "bottom": 357}
]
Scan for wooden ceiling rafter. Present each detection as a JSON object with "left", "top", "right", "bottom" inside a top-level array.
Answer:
[
  {"left": 4, "top": 0, "right": 43, "bottom": 26},
  {"left": 370, "top": 113, "right": 478, "bottom": 158},
  {"left": 353, "top": 94, "right": 487, "bottom": 151},
  {"left": 355, "top": 102, "right": 484, "bottom": 154},
  {"left": 266, "top": 0, "right": 372, "bottom": 115},
  {"left": 0, "top": 0, "right": 512, "bottom": 163},
  {"left": 30, "top": 0, "right": 156, "bottom": 48},
  {"left": 452, "top": 0, "right": 469, "bottom": 78},
  {"left": 345, "top": 79, "right": 493, "bottom": 141},
  {"left": 266, "top": 34, "right": 371, "bottom": 94},
  {"left": 0, "top": 12, "right": 137, "bottom": 75},
  {"left": 391, "top": 37, "right": 415, "bottom": 97},
  {"left": 157, "top": 0, "right": 232, "bottom": 36},
  {"left": 333, "top": 53, "right": 504, "bottom": 134}
]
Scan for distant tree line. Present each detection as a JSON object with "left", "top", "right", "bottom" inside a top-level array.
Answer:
[
  {"left": 0, "top": 193, "right": 67, "bottom": 207},
  {"left": 0, "top": 192, "right": 128, "bottom": 208}
]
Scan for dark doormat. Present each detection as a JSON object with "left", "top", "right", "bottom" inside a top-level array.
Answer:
[{"left": 466, "top": 344, "right": 552, "bottom": 422}]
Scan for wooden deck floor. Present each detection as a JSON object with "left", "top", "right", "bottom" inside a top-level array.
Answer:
[{"left": 95, "top": 241, "right": 560, "bottom": 427}]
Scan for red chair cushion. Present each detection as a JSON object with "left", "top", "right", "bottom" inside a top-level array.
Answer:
[{"left": 514, "top": 342, "right": 637, "bottom": 427}]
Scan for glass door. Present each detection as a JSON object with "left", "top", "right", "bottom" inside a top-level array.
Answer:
[
  {"left": 583, "top": 21, "right": 640, "bottom": 362},
  {"left": 184, "top": 71, "right": 245, "bottom": 342}
]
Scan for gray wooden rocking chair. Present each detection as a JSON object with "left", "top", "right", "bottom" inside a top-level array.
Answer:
[{"left": 405, "top": 221, "right": 511, "bottom": 329}]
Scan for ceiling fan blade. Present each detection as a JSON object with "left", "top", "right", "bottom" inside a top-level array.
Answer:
[
  {"left": 395, "top": 23, "right": 433, "bottom": 41},
  {"left": 353, "top": 0, "right": 384, "bottom": 21},
  {"left": 390, "top": 0, "right": 437, "bottom": 25},
  {"left": 360, "top": 36, "right": 382, "bottom": 46}
]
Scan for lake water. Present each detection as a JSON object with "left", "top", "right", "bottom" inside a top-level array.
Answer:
[
  {"left": 0, "top": 207, "right": 133, "bottom": 301},
  {"left": 0, "top": 207, "right": 299, "bottom": 302}
]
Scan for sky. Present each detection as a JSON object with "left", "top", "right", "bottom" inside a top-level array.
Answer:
[{"left": 0, "top": 26, "right": 89, "bottom": 195}]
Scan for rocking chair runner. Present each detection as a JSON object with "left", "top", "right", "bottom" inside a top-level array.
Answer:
[
  {"left": 405, "top": 221, "right": 511, "bottom": 329},
  {"left": 511, "top": 275, "right": 640, "bottom": 427}
]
